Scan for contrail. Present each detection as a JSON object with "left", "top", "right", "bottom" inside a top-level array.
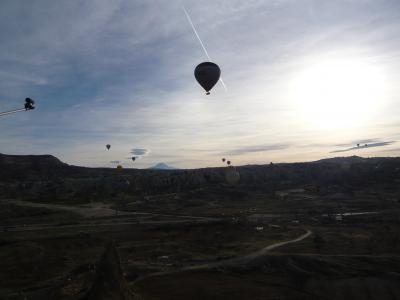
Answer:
[
  {"left": 182, "top": 6, "right": 227, "bottom": 92},
  {"left": 0, "top": 108, "right": 27, "bottom": 117},
  {"left": 182, "top": 6, "right": 211, "bottom": 60}
]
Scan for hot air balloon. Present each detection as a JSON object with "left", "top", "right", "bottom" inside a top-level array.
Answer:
[
  {"left": 222, "top": 158, "right": 226, "bottom": 163},
  {"left": 106, "top": 144, "right": 111, "bottom": 150},
  {"left": 194, "top": 62, "right": 220, "bottom": 95},
  {"left": 227, "top": 160, "right": 231, "bottom": 166},
  {"left": 357, "top": 144, "right": 360, "bottom": 147},
  {"left": 132, "top": 157, "right": 136, "bottom": 162},
  {"left": 116, "top": 165, "right": 123, "bottom": 170}
]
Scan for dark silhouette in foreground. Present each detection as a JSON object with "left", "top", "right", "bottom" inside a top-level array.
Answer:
[{"left": 83, "top": 241, "right": 140, "bottom": 300}]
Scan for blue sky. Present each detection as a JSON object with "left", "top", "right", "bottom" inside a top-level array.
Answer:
[{"left": 1, "top": 0, "right": 400, "bottom": 168}]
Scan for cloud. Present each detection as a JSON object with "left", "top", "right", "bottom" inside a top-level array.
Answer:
[
  {"left": 225, "top": 144, "right": 290, "bottom": 156},
  {"left": 334, "top": 138, "right": 380, "bottom": 147},
  {"left": 130, "top": 148, "right": 150, "bottom": 156},
  {"left": 1, "top": 1, "right": 400, "bottom": 168},
  {"left": 330, "top": 141, "right": 395, "bottom": 153},
  {"left": 382, "top": 147, "right": 400, "bottom": 152}
]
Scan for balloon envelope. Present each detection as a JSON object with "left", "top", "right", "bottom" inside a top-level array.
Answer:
[
  {"left": 222, "top": 158, "right": 226, "bottom": 162},
  {"left": 132, "top": 157, "right": 136, "bottom": 162},
  {"left": 106, "top": 144, "right": 111, "bottom": 150},
  {"left": 194, "top": 62, "right": 220, "bottom": 94}
]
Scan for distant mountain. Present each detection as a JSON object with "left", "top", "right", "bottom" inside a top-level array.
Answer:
[{"left": 148, "top": 163, "right": 177, "bottom": 170}]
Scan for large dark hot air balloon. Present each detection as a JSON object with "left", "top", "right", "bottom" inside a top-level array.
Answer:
[
  {"left": 227, "top": 160, "right": 231, "bottom": 166},
  {"left": 106, "top": 144, "right": 111, "bottom": 150},
  {"left": 194, "top": 62, "right": 220, "bottom": 95},
  {"left": 132, "top": 157, "right": 136, "bottom": 162}
]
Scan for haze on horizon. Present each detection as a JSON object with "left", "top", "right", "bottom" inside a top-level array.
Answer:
[{"left": 0, "top": 0, "right": 400, "bottom": 169}]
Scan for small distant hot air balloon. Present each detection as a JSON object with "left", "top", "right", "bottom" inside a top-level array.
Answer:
[
  {"left": 222, "top": 158, "right": 226, "bottom": 163},
  {"left": 132, "top": 157, "right": 136, "bottom": 162},
  {"left": 357, "top": 144, "right": 360, "bottom": 147},
  {"left": 365, "top": 144, "right": 368, "bottom": 147},
  {"left": 194, "top": 62, "right": 221, "bottom": 95},
  {"left": 227, "top": 160, "right": 231, "bottom": 166},
  {"left": 106, "top": 144, "right": 111, "bottom": 150}
]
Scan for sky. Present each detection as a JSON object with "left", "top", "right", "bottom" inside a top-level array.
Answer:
[{"left": 1, "top": 0, "right": 400, "bottom": 169}]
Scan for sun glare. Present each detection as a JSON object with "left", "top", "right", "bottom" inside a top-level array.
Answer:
[{"left": 290, "top": 57, "right": 386, "bottom": 129}]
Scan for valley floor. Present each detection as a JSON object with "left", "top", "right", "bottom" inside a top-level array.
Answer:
[{"left": 1, "top": 186, "right": 400, "bottom": 300}]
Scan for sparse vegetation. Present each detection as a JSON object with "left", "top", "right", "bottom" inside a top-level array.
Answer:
[{"left": 1, "top": 154, "right": 400, "bottom": 299}]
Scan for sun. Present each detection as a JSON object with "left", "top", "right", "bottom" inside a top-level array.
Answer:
[{"left": 290, "top": 57, "right": 386, "bottom": 129}]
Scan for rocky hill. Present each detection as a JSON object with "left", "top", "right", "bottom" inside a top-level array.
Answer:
[
  {"left": 0, "top": 153, "right": 66, "bottom": 174},
  {"left": 83, "top": 241, "right": 141, "bottom": 300},
  {"left": 1, "top": 153, "right": 400, "bottom": 203}
]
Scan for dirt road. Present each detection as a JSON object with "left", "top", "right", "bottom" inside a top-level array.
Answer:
[
  {"left": 1, "top": 199, "right": 140, "bottom": 218},
  {"left": 186, "top": 229, "right": 312, "bottom": 270},
  {"left": 134, "top": 229, "right": 313, "bottom": 283},
  {"left": 0, "top": 199, "right": 218, "bottom": 232}
]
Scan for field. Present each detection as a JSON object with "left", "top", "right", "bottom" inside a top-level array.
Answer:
[{"left": 1, "top": 154, "right": 400, "bottom": 299}]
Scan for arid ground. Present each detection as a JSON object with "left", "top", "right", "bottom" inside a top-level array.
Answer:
[{"left": 1, "top": 154, "right": 400, "bottom": 299}]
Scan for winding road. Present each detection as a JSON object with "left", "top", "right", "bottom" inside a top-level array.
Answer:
[
  {"left": 184, "top": 229, "right": 312, "bottom": 270},
  {"left": 134, "top": 229, "right": 313, "bottom": 283},
  {"left": 1, "top": 199, "right": 312, "bottom": 283}
]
